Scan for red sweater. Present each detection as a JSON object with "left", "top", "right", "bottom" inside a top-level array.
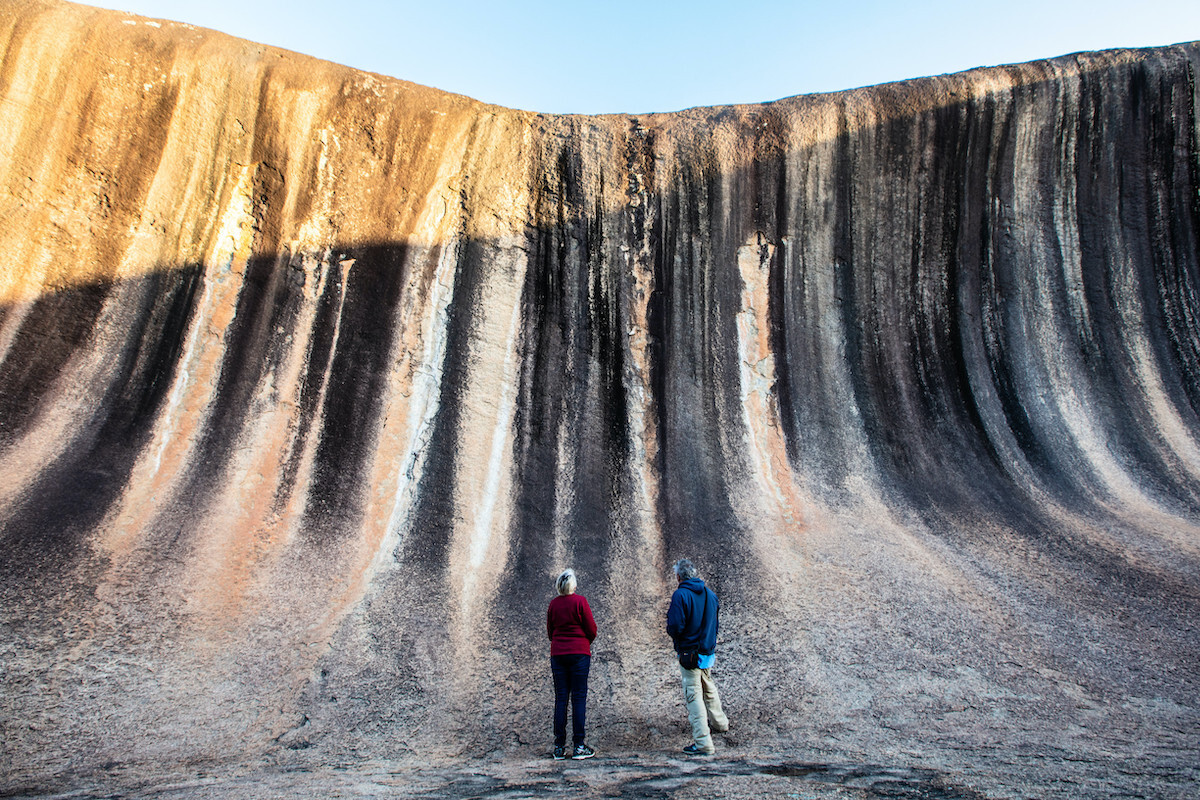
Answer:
[{"left": 546, "top": 593, "right": 597, "bottom": 656}]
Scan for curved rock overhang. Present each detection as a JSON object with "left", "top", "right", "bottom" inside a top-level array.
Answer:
[{"left": 1, "top": 2, "right": 1198, "bottom": 797}]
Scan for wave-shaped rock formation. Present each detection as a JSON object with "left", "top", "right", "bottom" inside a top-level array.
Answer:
[{"left": 2, "top": 1, "right": 1198, "bottom": 796}]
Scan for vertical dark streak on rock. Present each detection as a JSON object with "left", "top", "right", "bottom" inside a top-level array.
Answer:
[
  {"left": 643, "top": 122, "right": 673, "bottom": 551},
  {"left": 130, "top": 269, "right": 205, "bottom": 429},
  {"left": 1111, "top": 62, "right": 1169, "bottom": 485},
  {"left": 654, "top": 137, "right": 742, "bottom": 565},
  {"left": 941, "top": 97, "right": 1011, "bottom": 500},
  {"left": 954, "top": 89, "right": 1009, "bottom": 491},
  {"left": 0, "top": 286, "right": 109, "bottom": 446},
  {"left": 982, "top": 95, "right": 1056, "bottom": 483},
  {"left": 0, "top": 269, "right": 202, "bottom": 573},
  {"left": 307, "top": 244, "right": 411, "bottom": 539},
  {"left": 593, "top": 174, "right": 630, "bottom": 499},
  {"left": 497, "top": 123, "right": 625, "bottom": 683},
  {"left": 174, "top": 255, "right": 284, "bottom": 513},
  {"left": 508, "top": 175, "right": 560, "bottom": 584},
  {"left": 764, "top": 117, "right": 800, "bottom": 465},
  {"left": 1071, "top": 60, "right": 1180, "bottom": 503},
  {"left": 1165, "top": 57, "right": 1200, "bottom": 416},
  {"left": 272, "top": 252, "right": 326, "bottom": 513},
  {"left": 398, "top": 114, "right": 488, "bottom": 573},
  {"left": 505, "top": 130, "right": 579, "bottom": 602},
  {"left": 1075, "top": 65, "right": 1119, "bottom": 451},
  {"left": 1121, "top": 57, "right": 1200, "bottom": 507},
  {"left": 833, "top": 99, "right": 868, "bottom": 481},
  {"left": 656, "top": 161, "right": 689, "bottom": 558},
  {"left": 557, "top": 137, "right": 617, "bottom": 575},
  {"left": 401, "top": 241, "right": 483, "bottom": 569}
]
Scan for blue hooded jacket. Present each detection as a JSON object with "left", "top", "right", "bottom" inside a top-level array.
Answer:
[{"left": 666, "top": 577, "right": 719, "bottom": 654}]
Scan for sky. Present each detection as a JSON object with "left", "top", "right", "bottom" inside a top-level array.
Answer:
[{"left": 93, "top": 1, "right": 1200, "bottom": 115}]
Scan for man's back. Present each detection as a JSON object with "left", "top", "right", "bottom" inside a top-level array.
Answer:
[
  {"left": 666, "top": 559, "right": 729, "bottom": 756},
  {"left": 667, "top": 577, "right": 719, "bottom": 654}
]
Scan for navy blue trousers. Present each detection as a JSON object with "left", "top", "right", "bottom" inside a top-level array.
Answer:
[{"left": 550, "top": 654, "right": 591, "bottom": 747}]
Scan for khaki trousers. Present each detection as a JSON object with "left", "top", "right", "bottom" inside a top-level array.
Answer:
[{"left": 679, "top": 664, "right": 728, "bottom": 752}]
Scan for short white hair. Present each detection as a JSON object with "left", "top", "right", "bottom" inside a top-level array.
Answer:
[
  {"left": 673, "top": 559, "right": 699, "bottom": 580},
  {"left": 556, "top": 568, "right": 577, "bottom": 596}
]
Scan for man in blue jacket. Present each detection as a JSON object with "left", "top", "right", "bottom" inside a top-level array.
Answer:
[{"left": 666, "top": 559, "right": 729, "bottom": 755}]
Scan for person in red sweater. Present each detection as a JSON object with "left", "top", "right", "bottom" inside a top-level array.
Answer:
[{"left": 546, "top": 568, "right": 598, "bottom": 760}]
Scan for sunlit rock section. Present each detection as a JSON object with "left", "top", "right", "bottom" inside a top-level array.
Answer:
[{"left": 0, "top": 1, "right": 1197, "bottom": 796}]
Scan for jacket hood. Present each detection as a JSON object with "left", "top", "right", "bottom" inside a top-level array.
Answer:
[{"left": 678, "top": 577, "right": 707, "bottom": 595}]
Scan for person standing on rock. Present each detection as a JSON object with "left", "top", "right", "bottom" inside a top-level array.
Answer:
[
  {"left": 547, "top": 568, "right": 598, "bottom": 760},
  {"left": 666, "top": 558, "right": 729, "bottom": 755}
]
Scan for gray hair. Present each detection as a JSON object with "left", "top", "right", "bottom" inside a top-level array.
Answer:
[
  {"left": 673, "top": 559, "right": 699, "bottom": 580},
  {"left": 556, "top": 568, "right": 577, "bottom": 596}
]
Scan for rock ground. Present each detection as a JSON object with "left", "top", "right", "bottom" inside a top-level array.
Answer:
[{"left": 6, "top": 749, "right": 1199, "bottom": 800}]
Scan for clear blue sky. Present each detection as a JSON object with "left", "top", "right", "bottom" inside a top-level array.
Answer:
[{"left": 93, "top": 1, "right": 1200, "bottom": 114}]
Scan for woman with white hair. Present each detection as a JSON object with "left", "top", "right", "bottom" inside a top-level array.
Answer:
[{"left": 546, "top": 568, "right": 598, "bottom": 760}]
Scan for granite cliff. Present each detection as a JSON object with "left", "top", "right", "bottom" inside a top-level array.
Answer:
[{"left": 1, "top": 1, "right": 1198, "bottom": 797}]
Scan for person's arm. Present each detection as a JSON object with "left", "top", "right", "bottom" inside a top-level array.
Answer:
[
  {"left": 713, "top": 592, "right": 719, "bottom": 639},
  {"left": 666, "top": 591, "right": 684, "bottom": 641},
  {"left": 580, "top": 597, "right": 598, "bottom": 642},
  {"left": 547, "top": 602, "right": 554, "bottom": 640}
]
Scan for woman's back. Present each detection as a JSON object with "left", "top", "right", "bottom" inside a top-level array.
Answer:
[{"left": 547, "top": 593, "right": 597, "bottom": 656}]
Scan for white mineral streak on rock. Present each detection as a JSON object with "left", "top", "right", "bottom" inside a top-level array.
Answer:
[
  {"left": 0, "top": 303, "right": 68, "bottom": 509},
  {"left": 469, "top": 278, "right": 524, "bottom": 573},
  {"left": 380, "top": 240, "right": 460, "bottom": 543},
  {"left": 89, "top": 44, "right": 284, "bottom": 552},
  {"left": 1128, "top": 333, "right": 1200, "bottom": 487},
  {"left": 625, "top": 262, "right": 658, "bottom": 521},
  {"left": 0, "top": 300, "right": 32, "bottom": 369},
  {"left": 450, "top": 245, "right": 524, "bottom": 626},
  {"left": 735, "top": 230, "right": 804, "bottom": 529},
  {"left": 1104, "top": 251, "right": 1200, "bottom": 542},
  {"left": 101, "top": 161, "right": 259, "bottom": 557},
  {"left": 1013, "top": 82, "right": 1148, "bottom": 512},
  {"left": 270, "top": 121, "right": 345, "bottom": 531},
  {"left": 363, "top": 117, "right": 476, "bottom": 587},
  {"left": 446, "top": 117, "right": 531, "bottom": 632},
  {"left": 618, "top": 124, "right": 665, "bottom": 602},
  {"left": 550, "top": 390, "right": 575, "bottom": 573}
]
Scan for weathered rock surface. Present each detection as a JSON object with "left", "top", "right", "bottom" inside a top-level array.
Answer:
[{"left": 1, "top": 1, "right": 1198, "bottom": 797}]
